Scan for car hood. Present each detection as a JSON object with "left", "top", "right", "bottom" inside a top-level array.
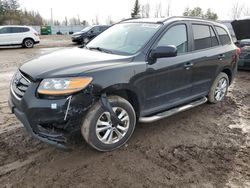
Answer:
[
  {"left": 20, "top": 48, "right": 132, "bottom": 80},
  {"left": 231, "top": 19, "right": 250, "bottom": 40},
  {"left": 72, "top": 31, "right": 85, "bottom": 36}
]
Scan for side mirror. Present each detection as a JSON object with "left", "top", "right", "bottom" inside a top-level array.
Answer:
[{"left": 150, "top": 45, "right": 177, "bottom": 59}]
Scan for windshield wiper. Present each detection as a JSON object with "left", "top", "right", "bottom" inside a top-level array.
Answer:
[{"left": 87, "top": 46, "right": 113, "bottom": 54}]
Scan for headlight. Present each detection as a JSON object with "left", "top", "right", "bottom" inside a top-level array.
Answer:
[{"left": 37, "top": 77, "right": 93, "bottom": 95}]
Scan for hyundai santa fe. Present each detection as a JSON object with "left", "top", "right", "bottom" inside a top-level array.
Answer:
[
  {"left": 0, "top": 25, "right": 40, "bottom": 48},
  {"left": 9, "top": 17, "right": 239, "bottom": 151}
]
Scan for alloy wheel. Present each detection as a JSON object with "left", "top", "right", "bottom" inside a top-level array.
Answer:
[
  {"left": 96, "top": 107, "right": 130, "bottom": 144},
  {"left": 214, "top": 77, "right": 228, "bottom": 101}
]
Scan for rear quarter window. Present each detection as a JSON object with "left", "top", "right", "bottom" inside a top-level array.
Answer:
[
  {"left": 22, "top": 27, "right": 30, "bottom": 32},
  {"left": 215, "top": 26, "right": 231, "bottom": 45}
]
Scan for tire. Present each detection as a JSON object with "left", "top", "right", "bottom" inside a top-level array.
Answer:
[
  {"left": 208, "top": 72, "right": 229, "bottom": 104},
  {"left": 81, "top": 95, "right": 136, "bottom": 152},
  {"left": 22, "top": 38, "right": 34, "bottom": 48}
]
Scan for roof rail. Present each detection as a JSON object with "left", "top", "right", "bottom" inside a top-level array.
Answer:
[
  {"left": 117, "top": 17, "right": 140, "bottom": 24},
  {"left": 161, "top": 16, "right": 223, "bottom": 24}
]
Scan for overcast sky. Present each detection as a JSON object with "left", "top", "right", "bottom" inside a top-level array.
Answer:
[{"left": 19, "top": 0, "right": 250, "bottom": 24}]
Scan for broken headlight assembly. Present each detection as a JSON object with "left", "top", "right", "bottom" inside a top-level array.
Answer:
[{"left": 37, "top": 77, "right": 93, "bottom": 95}]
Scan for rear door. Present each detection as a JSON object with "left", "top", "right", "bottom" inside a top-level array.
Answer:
[
  {"left": 11, "top": 27, "right": 25, "bottom": 44},
  {"left": 189, "top": 23, "right": 222, "bottom": 97}
]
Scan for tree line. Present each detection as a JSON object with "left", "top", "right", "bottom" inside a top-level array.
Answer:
[
  {"left": 0, "top": 0, "right": 44, "bottom": 25},
  {"left": 131, "top": 0, "right": 250, "bottom": 20},
  {"left": 0, "top": 0, "right": 90, "bottom": 26},
  {"left": 1, "top": 0, "right": 250, "bottom": 26}
]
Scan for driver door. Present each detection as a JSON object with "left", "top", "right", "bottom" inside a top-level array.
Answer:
[
  {"left": 0, "top": 27, "right": 13, "bottom": 45},
  {"left": 138, "top": 23, "right": 194, "bottom": 115}
]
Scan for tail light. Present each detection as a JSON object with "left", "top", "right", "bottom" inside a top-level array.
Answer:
[
  {"left": 236, "top": 47, "right": 241, "bottom": 56},
  {"left": 34, "top": 33, "right": 39, "bottom": 36}
]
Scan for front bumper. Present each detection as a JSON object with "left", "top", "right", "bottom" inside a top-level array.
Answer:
[
  {"left": 71, "top": 36, "right": 82, "bottom": 43},
  {"left": 9, "top": 81, "right": 96, "bottom": 149}
]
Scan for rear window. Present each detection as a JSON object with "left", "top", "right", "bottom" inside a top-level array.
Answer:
[
  {"left": 215, "top": 26, "right": 231, "bottom": 45},
  {"left": 192, "top": 24, "right": 219, "bottom": 51}
]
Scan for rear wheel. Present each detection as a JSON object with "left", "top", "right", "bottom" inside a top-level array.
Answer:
[
  {"left": 22, "top": 38, "right": 34, "bottom": 48},
  {"left": 208, "top": 72, "right": 229, "bottom": 103},
  {"left": 81, "top": 95, "right": 136, "bottom": 151}
]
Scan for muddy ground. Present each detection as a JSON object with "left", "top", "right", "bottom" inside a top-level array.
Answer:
[{"left": 0, "top": 36, "right": 249, "bottom": 187}]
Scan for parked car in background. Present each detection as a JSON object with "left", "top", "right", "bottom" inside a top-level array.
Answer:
[
  {"left": 0, "top": 25, "right": 40, "bottom": 48},
  {"left": 231, "top": 19, "right": 250, "bottom": 70},
  {"left": 71, "top": 25, "right": 109, "bottom": 44},
  {"left": 9, "top": 17, "right": 239, "bottom": 151}
]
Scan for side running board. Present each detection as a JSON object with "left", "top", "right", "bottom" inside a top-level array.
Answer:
[{"left": 139, "top": 97, "right": 208, "bottom": 123}]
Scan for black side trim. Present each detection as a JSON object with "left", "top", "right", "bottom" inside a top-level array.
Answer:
[{"left": 100, "top": 93, "right": 123, "bottom": 126}]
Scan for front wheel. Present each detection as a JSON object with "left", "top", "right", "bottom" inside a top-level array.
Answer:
[
  {"left": 208, "top": 72, "right": 229, "bottom": 104},
  {"left": 81, "top": 95, "right": 136, "bottom": 151}
]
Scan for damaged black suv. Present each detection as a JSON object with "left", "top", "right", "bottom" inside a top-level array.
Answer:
[{"left": 9, "top": 17, "right": 239, "bottom": 151}]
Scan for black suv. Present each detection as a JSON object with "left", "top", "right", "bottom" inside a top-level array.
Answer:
[
  {"left": 9, "top": 17, "right": 239, "bottom": 151},
  {"left": 71, "top": 25, "right": 109, "bottom": 44}
]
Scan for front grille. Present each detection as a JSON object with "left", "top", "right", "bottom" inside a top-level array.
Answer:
[{"left": 11, "top": 71, "right": 31, "bottom": 100}]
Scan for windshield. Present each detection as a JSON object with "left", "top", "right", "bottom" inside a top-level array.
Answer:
[
  {"left": 81, "top": 26, "right": 93, "bottom": 32},
  {"left": 86, "top": 23, "right": 161, "bottom": 55}
]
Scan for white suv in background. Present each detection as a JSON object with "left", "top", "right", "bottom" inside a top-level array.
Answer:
[{"left": 0, "top": 25, "right": 40, "bottom": 48}]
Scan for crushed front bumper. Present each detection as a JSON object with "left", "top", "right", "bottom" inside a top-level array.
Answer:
[{"left": 9, "top": 80, "right": 96, "bottom": 150}]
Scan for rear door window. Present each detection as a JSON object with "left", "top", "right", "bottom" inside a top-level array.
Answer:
[
  {"left": 192, "top": 24, "right": 219, "bottom": 50},
  {"left": 215, "top": 26, "right": 231, "bottom": 45},
  {"left": 11, "top": 27, "right": 22, "bottom": 33}
]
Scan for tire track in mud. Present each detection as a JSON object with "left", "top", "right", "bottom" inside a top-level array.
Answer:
[{"left": 0, "top": 149, "right": 51, "bottom": 177}]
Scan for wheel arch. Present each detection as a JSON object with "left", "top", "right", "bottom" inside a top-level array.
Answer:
[
  {"left": 221, "top": 68, "right": 232, "bottom": 85},
  {"left": 22, "top": 37, "right": 35, "bottom": 44},
  {"left": 101, "top": 84, "right": 142, "bottom": 118}
]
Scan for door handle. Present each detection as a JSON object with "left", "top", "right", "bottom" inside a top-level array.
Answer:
[
  {"left": 184, "top": 62, "right": 194, "bottom": 70},
  {"left": 218, "top": 54, "right": 225, "bottom": 60}
]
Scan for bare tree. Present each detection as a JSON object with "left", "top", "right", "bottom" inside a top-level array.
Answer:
[
  {"left": 69, "top": 17, "right": 78, "bottom": 25},
  {"left": 166, "top": 0, "right": 171, "bottom": 17},
  {"left": 92, "top": 15, "right": 99, "bottom": 25},
  {"left": 154, "top": 2, "right": 162, "bottom": 18},
  {"left": 106, "top": 15, "right": 114, "bottom": 25},
  {"left": 63, "top": 16, "right": 68, "bottom": 26},
  {"left": 231, "top": 2, "right": 244, "bottom": 19},
  {"left": 243, "top": 6, "right": 250, "bottom": 16},
  {"left": 141, "top": 3, "right": 150, "bottom": 18}
]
